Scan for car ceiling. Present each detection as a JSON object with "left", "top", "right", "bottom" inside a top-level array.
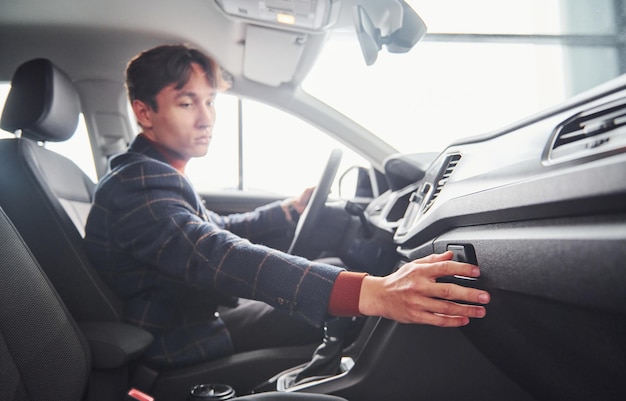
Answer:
[{"left": 0, "top": 0, "right": 361, "bottom": 88}]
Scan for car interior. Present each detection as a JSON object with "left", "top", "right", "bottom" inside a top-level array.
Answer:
[{"left": 0, "top": 1, "right": 624, "bottom": 401}]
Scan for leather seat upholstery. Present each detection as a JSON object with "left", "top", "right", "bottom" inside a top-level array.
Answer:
[
  {"left": 0, "top": 207, "right": 91, "bottom": 401},
  {"left": 0, "top": 58, "right": 123, "bottom": 323}
]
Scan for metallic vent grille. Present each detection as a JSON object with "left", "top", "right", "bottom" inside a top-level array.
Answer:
[
  {"left": 548, "top": 97, "right": 626, "bottom": 163},
  {"left": 423, "top": 154, "right": 461, "bottom": 213}
]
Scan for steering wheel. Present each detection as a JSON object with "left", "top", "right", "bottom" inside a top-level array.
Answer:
[{"left": 288, "top": 148, "right": 343, "bottom": 258}]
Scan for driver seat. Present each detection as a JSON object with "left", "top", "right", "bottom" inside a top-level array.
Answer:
[{"left": 0, "top": 58, "right": 319, "bottom": 399}]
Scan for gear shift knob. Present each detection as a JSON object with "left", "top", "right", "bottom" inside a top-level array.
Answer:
[{"left": 294, "top": 317, "right": 352, "bottom": 385}]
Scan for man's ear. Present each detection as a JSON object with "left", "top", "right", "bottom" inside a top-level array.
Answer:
[{"left": 132, "top": 99, "right": 153, "bottom": 128}]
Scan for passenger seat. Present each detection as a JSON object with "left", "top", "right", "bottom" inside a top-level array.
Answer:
[{"left": 0, "top": 58, "right": 122, "bottom": 324}]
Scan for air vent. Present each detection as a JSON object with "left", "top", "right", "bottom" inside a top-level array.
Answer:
[
  {"left": 547, "top": 97, "right": 626, "bottom": 163},
  {"left": 422, "top": 154, "right": 461, "bottom": 213}
]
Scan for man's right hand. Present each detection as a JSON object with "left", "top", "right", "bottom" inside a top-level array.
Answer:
[{"left": 358, "top": 251, "right": 490, "bottom": 327}]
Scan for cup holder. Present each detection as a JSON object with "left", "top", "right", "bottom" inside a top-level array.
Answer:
[{"left": 188, "top": 384, "right": 236, "bottom": 400}]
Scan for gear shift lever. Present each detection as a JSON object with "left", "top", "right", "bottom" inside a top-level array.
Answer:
[{"left": 294, "top": 317, "right": 351, "bottom": 385}]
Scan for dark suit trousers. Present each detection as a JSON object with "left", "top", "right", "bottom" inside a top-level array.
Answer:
[{"left": 219, "top": 299, "right": 324, "bottom": 353}]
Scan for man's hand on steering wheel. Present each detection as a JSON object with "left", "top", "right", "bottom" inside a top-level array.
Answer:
[{"left": 281, "top": 187, "right": 315, "bottom": 222}]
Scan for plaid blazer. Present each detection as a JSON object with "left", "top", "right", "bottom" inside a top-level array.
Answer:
[{"left": 84, "top": 134, "right": 342, "bottom": 367}]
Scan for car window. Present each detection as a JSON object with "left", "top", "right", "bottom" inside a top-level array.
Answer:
[
  {"left": 0, "top": 82, "right": 98, "bottom": 182},
  {"left": 303, "top": 0, "right": 621, "bottom": 153},
  {"left": 0, "top": 84, "right": 13, "bottom": 140},
  {"left": 185, "top": 93, "right": 369, "bottom": 197}
]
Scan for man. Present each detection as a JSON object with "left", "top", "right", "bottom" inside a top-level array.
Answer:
[{"left": 84, "top": 44, "right": 490, "bottom": 368}]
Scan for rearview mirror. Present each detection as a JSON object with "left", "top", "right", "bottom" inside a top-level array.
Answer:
[{"left": 354, "top": 1, "right": 427, "bottom": 66}]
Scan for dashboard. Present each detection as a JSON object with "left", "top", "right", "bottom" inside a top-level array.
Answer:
[{"left": 349, "top": 73, "right": 626, "bottom": 401}]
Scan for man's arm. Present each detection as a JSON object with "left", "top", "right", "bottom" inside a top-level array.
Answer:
[
  {"left": 209, "top": 187, "right": 313, "bottom": 241},
  {"left": 101, "top": 159, "right": 343, "bottom": 327}
]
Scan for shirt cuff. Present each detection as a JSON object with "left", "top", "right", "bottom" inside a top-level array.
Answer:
[{"left": 327, "top": 271, "right": 369, "bottom": 316}]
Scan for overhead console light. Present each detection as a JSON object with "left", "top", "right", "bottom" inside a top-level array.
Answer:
[
  {"left": 276, "top": 13, "right": 296, "bottom": 25},
  {"left": 215, "top": 0, "right": 342, "bottom": 31}
]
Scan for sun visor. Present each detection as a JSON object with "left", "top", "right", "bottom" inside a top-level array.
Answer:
[{"left": 243, "top": 25, "right": 306, "bottom": 86}]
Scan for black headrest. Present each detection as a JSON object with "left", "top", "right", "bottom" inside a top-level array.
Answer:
[{"left": 0, "top": 58, "right": 79, "bottom": 142}]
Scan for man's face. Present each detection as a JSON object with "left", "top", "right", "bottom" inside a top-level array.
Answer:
[{"left": 133, "top": 62, "right": 216, "bottom": 162}]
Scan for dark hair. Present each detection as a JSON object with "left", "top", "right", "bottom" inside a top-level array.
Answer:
[{"left": 126, "top": 44, "right": 230, "bottom": 111}]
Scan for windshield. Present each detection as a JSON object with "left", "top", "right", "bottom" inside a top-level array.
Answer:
[{"left": 303, "top": 0, "right": 621, "bottom": 153}]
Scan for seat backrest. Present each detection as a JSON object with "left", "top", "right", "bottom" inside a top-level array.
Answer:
[
  {"left": 0, "top": 206, "right": 90, "bottom": 401},
  {"left": 0, "top": 58, "right": 123, "bottom": 323}
]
